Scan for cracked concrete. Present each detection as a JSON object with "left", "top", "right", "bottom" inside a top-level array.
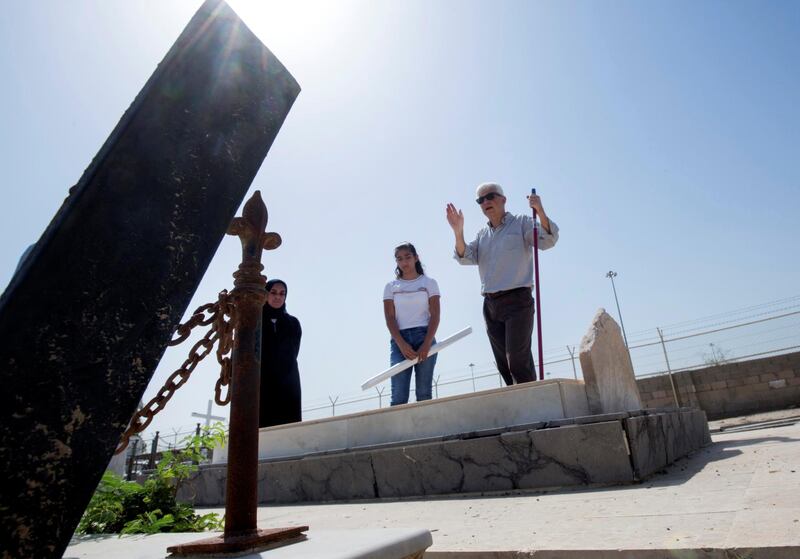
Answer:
[
  {"left": 182, "top": 410, "right": 709, "bottom": 506},
  {"left": 65, "top": 413, "right": 798, "bottom": 558},
  {"left": 241, "top": 416, "right": 800, "bottom": 558}
]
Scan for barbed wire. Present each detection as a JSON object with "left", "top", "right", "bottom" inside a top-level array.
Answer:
[
  {"left": 142, "top": 295, "right": 800, "bottom": 429},
  {"left": 635, "top": 344, "right": 800, "bottom": 378},
  {"left": 302, "top": 304, "right": 800, "bottom": 418},
  {"left": 626, "top": 294, "right": 800, "bottom": 337}
]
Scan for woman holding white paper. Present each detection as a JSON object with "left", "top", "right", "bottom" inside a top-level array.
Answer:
[{"left": 383, "top": 242, "right": 440, "bottom": 405}]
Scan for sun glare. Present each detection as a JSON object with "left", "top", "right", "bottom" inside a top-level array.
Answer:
[{"left": 227, "top": 0, "right": 350, "bottom": 62}]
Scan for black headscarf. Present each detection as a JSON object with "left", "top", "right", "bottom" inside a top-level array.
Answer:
[{"left": 264, "top": 278, "right": 288, "bottom": 319}]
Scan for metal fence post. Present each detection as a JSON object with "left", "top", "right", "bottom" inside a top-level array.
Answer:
[
  {"left": 127, "top": 438, "right": 139, "bottom": 481},
  {"left": 147, "top": 431, "right": 159, "bottom": 470},
  {"left": 329, "top": 395, "right": 339, "bottom": 416},
  {"left": 469, "top": 363, "right": 476, "bottom": 392},
  {"left": 567, "top": 345, "right": 578, "bottom": 380},
  {"left": 657, "top": 327, "right": 681, "bottom": 408},
  {"left": 191, "top": 423, "right": 203, "bottom": 465}
]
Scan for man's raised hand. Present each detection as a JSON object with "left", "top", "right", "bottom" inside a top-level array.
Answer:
[{"left": 446, "top": 203, "right": 464, "bottom": 233}]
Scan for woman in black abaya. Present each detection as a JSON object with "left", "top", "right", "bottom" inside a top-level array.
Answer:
[{"left": 259, "top": 279, "right": 302, "bottom": 428}]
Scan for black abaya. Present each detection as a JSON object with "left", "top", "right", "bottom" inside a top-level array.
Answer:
[{"left": 259, "top": 305, "right": 302, "bottom": 428}]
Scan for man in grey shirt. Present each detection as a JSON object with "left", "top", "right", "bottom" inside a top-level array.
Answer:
[{"left": 446, "top": 182, "right": 559, "bottom": 385}]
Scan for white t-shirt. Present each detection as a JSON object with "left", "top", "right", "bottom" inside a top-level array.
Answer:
[{"left": 382, "top": 275, "right": 441, "bottom": 330}]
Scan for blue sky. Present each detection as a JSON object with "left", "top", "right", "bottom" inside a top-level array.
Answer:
[{"left": 1, "top": 1, "right": 798, "bottom": 435}]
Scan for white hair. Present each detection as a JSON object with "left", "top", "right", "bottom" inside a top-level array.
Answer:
[{"left": 475, "top": 182, "right": 505, "bottom": 197}]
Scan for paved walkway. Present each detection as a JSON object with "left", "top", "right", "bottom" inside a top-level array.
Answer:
[
  {"left": 66, "top": 414, "right": 800, "bottom": 558},
  {"left": 241, "top": 415, "right": 800, "bottom": 557},
  {"left": 708, "top": 407, "right": 800, "bottom": 431}
]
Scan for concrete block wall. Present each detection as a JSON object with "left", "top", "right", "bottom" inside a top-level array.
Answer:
[{"left": 636, "top": 351, "right": 800, "bottom": 420}]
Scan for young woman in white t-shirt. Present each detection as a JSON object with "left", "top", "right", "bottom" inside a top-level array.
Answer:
[{"left": 382, "top": 242, "right": 441, "bottom": 405}]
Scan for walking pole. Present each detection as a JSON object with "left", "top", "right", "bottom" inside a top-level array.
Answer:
[{"left": 531, "top": 188, "right": 544, "bottom": 380}]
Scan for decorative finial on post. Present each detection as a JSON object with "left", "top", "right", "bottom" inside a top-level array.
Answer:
[{"left": 227, "top": 191, "right": 281, "bottom": 290}]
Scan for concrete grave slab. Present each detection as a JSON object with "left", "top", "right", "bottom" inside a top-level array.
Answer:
[
  {"left": 213, "top": 379, "right": 590, "bottom": 463},
  {"left": 625, "top": 408, "right": 711, "bottom": 478},
  {"left": 65, "top": 528, "right": 432, "bottom": 559},
  {"left": 183, "top": 418, "right": 650, "bottom": 505}
]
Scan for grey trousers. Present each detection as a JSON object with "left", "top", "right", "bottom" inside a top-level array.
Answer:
[{"left": 482, "top": 287, "right": 536, "bottom": 385}]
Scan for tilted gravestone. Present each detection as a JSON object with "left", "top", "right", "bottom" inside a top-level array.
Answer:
[
  {"left": 0, "top": 1, "right": 300, "bottom": 557},
  {"left": 579, "top": 308, "right": 643, "bottom": 414}
]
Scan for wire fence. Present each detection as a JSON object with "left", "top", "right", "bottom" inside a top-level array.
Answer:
[
  {"left": 300, "top": 294, "right": 800, "bottom": 420},
  {"left": 120, "top": 424, "right": 205, "bottom": 480},
  {"left": 133, "top": 295, "right": 800, "bottom": 450}
]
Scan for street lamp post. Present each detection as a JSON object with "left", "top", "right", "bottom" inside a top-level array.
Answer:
[{"left": 605, "top": 271, "right": 630, "bottom": 348}]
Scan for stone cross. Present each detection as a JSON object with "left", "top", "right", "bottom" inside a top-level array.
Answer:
[
  {"left": 191, "top": 399, "right": 227, "bottom": 427},
  {"left": 579, "top": 308, "right": 643, "bottom": 414}
]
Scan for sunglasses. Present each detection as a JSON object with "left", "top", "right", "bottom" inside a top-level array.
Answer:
[{"left": 476, "top": 192, "right": 502, "bottom": 204}]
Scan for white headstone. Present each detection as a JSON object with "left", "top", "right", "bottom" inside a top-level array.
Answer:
[{"left": 579, "top": 308, "right": 642, "bottom": 414}]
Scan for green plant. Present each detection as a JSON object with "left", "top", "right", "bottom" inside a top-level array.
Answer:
[{"left": 78, "top": 423, "right": 227, "bottom": 535}]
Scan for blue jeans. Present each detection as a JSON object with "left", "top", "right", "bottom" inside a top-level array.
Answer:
[{"left": 390, "top": 326, "right": 437, "bottom": 406}]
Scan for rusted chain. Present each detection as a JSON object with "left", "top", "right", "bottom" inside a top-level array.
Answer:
[
  {"left": 214, "top": 292, "right": 236, "bottom": 405},
  {"left": 169, "top": 302, "right": 218, "bottom": 346},
  {"left": 116, "top": 290, "right": 236, "bottom": 454}
]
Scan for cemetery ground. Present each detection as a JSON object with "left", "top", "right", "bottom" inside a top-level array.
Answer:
[{"left": 65, "top": 409, "right": 800, "bottom": 558}]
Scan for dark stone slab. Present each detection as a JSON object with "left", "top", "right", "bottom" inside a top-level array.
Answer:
[{"left": 0, "top": 1, "right": 300, "bottom": 556}]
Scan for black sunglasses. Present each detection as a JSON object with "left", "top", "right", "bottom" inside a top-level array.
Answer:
[{"left": 476, "top": 192, "right": 501, "bottom": 204}]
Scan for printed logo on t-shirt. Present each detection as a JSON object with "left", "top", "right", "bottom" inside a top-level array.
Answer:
[{"left": 391, "top": 285, "right": 430, "bottom": 298}]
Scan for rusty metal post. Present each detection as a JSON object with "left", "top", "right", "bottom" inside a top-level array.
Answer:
[
  {"left": 224, "top": 191, "right": 271, "bottom": 536},
  {"left": 167, "top": 191, "right": 307, "bottom": 556}
]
